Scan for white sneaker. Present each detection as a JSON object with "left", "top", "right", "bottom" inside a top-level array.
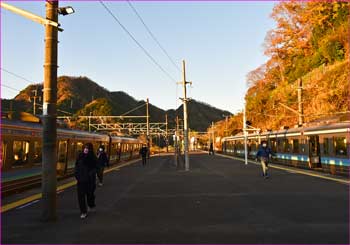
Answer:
[
  {"left": 98, "top": 182, "right": 103, "bottom": 187},
  {"left": 80, "top": 213, "right": 87, "bottom": 219}
]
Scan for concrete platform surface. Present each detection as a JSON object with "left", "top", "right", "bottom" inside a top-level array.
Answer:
[{"left": 1, "top": 153, "right": 349, "bottom": 244}]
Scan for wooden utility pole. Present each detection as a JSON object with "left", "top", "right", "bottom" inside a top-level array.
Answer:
[{"left": 42, "top": 0, "right": 58, "bottom": 221}]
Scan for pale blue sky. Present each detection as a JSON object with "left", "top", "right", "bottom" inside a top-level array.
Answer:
[{"left": 1, "top": 1, "right": 275, "bottom": 113}]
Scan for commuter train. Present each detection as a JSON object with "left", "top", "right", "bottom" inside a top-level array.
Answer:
[
  {"left": 0, "top": 119, "right": 145, "bottom": 179},
  {"left": 221, "top": 122, "right": 350, "bottom": 177}
]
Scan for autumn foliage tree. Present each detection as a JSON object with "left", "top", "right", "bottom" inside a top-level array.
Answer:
[{"left": 211, "top": 1, "right": 349, "bottom": 135}]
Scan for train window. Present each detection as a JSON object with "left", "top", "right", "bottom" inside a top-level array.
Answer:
[
  {"left": 300, "top": 139, "right": 307, "bottom": 153},
  {"left": 13, "top": 141, "right": 30, "bottom": 166},
  {"left": 270, "top": 139, "right": 277, "bottom": 152},
  {"left": 323, "top": 138, "right": 330, "bottom": 155},
  {"left": 283, "top": 139, "right": 290, "bottom": 153},
  {"left": 77, "top": 142, "right": 84, "bottom": 154},
  {"left": 292, "top": 139, "right": 299, "bottom": 153},
  {"left": 33, "top": 141, "right": 42, "bottom": 165},
  {"left": 69, "top": 142, "right": 76, "bottom": 159},
  {"left": 58, "top": 141, "right": 68, "bottom": 163},
  {"left": 334, "top": 137, "right": 347, "bottom": 156},
  {"left": 277, "top": 139, "right": 284, "bottom": 152},
  {"left": 1, "top": 141, "right": 7, "bottom": 169}
]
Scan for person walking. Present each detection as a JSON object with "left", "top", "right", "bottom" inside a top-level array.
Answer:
[
  {"left": 139, "top": 145, "right": 148, "bottom": 166},
  {"left": 74, "top": 143, "right": 98, "bottom": 219},
  {"left": 256, "top": 140, "right": 273, "bottom": 179},
  {"left": 209, "top": 142, "right": 214, "bottom": 155},
  {"left": 97, "top": 145, "right": 109, "bottom": 187}
]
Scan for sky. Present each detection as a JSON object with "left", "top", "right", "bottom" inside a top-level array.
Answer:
[{"left": 1, "top": 1, "right": 276, "bottom": 114}]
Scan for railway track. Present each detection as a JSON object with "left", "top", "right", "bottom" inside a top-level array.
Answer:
[{"left": 1, "top": 170, "right": 74, "bottom": 197}]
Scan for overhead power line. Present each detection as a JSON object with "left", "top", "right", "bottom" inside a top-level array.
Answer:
[
  {"left": 121, "top": 102, "right": 146, "bottom": 116},
  {"left": 126, "top": 1, "right": 181, "bottom": 72},
  {"left": 1, "top": 83, "right": 21, "bottom": 92},
  {"left": 99, "top": 1, "right": 177, "bottom": 84},
  {"left": 1, "top": 67, "right": 36, "bottom": 84}
]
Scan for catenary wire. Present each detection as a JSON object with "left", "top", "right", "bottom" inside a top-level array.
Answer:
[
  {"left": 99, "top": 1, "right": 177, "bottom": 84},
  {"left": 126, "top": 0, "right": 181, "bottom": 72}
]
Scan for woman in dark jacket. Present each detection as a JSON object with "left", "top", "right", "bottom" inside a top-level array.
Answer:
[{"left": 75, "top": 143, "right": 98, "bottom": 219}]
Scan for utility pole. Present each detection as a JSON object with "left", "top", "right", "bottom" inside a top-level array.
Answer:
[
  {"left": 42, "top": 0, "right": 58, "bottom": 221},
  {"left": 297, "top": 78, "right": 304, "bottom": 126},
  {"left": 31, "top": 89, "right": 39, "bottom": 115},
  {"left": 146, "top": 98, "right": 150, "bottom": 149},
  {"left": 89, "top": 111, "right": 92, "bottom": 132},
  {"left": 165, "top": 114, "right": 168, "bottom": 153},
  {"left": 243, "top": 104, "right": 248, "bottom": 165},
  {"left": 174, "top": 115, "right": 179, "bottom": 167},
  {"left": 211, "top": 121, "right": 215, "bottom": 153},
  {"left": 178, "top": 60, "right": 191, "bottom": 171}
]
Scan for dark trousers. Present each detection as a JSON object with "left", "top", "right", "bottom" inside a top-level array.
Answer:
[
  {"left": 77, "top": 178, "right": 96, "bottom": 214},
  {"left": 142, "top": 156, "right": 147, "bottom": 166},
  {"left": 97, "top": 167, "right": 104, "bottom": 184}
]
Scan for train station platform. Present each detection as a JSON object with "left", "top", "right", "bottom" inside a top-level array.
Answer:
[{"left": 1, "top": 153, "right": 349, "bottom": 244}]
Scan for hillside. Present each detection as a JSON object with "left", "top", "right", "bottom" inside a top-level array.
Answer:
[
  {"left": 211, "top": 2, "right": 349, "bottom": 138},
  {"left": 1, "top": 76, "right": 232, "bottom": 132}
]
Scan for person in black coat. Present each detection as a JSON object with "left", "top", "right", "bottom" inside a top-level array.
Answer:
[
  {"left": 139, "top": 145, "right": 148, "bottom": 166},
  {"left": 74, "top": 143, "right": 98, "bottom": 219},
  {"left": 97, "top": 145, "right": 109, "bottom": 187}
]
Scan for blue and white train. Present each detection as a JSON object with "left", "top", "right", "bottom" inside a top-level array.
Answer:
[{"left": 221, "top": 122, "right": 350, "bottom": 177}]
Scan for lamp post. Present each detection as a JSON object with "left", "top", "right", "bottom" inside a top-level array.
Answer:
[{"left": 42, "top": 1, "right": 75, "bottom": 222}]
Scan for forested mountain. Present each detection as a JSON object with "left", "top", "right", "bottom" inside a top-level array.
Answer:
[
  {"left": 1, "top": 76, "right": 231, "bottom": 132},
  {"left": 212, "top": 1, "right": 350, "bottom": 137}
]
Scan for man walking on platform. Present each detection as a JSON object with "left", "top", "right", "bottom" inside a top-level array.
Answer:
[
  {"left": 139, "top": 145, "right": 148, "bottom": 166},
  {"left": 256, "top": 140, "right": 274, "bottom": 179}
]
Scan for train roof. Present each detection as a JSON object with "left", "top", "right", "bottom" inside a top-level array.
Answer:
[
  {"left": 1, "top": 119, "right": 144, "bottom": 143},
  {"left": 222, "top": 122, "right": 350, "bottom": 141}
]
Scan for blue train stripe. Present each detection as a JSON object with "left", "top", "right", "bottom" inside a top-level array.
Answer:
[
  {"left": 321, "top": 157, "right": 350, "bottom": 167},
  {"left": 225, "top": 150, "right": 350, "bottom": 167}
]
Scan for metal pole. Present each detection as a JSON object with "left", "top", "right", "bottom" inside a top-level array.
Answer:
[
  {"left": 182, "top": 60, "right": 189, "bottom": 171},
  {"left": 297, "top": 78, "right": 303, "bottom": 126},
  {"left": 243, "top": 104, "right": 248, "bottom": 165},
  {"left": 174, "top": 116, "right": 179, "bottom": 166},
  {"left": 146, "top": 98, "right": 150, "bottom": 149},
  {"left": 32, "top": 89, "right": 38, "bottom": 115},
  {"left": 165, "top": 114, "right": 168, "bottom": 153},
  {"left": 211, "top": 121, "right": 215, "bottom": 154},
  {"left": 0, "top": 2, "right": 60, "bottom": 28},
  {"left": 42, "top": 0, "right": 58, "bottom": 221},
  {"left": 89, "top": 111, "right": 92, "bottom": 132}
]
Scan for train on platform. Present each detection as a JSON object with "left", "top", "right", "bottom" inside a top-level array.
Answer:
[
  {"left": 0, "top": 119, "right": 145, "bottom": 179},
  {"left": 221, "top": 122, "right": 350, "bottom": 177}
]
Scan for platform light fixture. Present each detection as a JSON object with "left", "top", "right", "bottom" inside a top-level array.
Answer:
[{"left": 58, "top": 6, "right": 74, "bottom": 16}]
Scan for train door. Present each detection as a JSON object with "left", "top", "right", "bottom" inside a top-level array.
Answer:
[
  {"left": 57, "top": 140, "right": 68, "bottom": 176},
  {"left": 308, "top": 136, "right": 321, "bottom": 168},
  {"left": 1, "top": 140, "right": 7, "bottom": 170}
]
